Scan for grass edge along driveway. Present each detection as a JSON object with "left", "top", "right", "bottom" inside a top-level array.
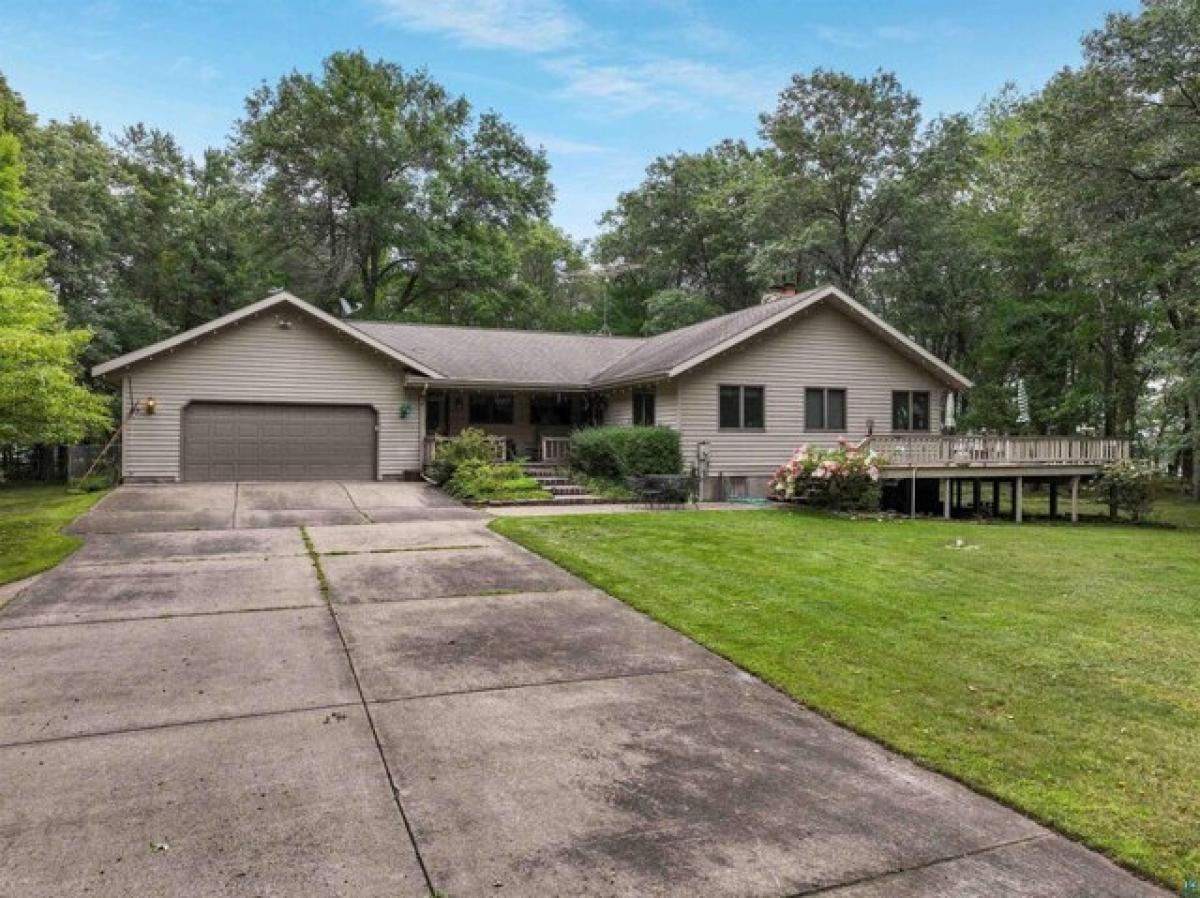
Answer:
[
  {"left": 491, "top": 509, "right": 1199, "bottom": 889},
  {"left": 0, "top": 485, "right": 109, "bottom": 587}
]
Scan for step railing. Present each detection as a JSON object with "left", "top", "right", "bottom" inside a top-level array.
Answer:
[
  {"left": 540, "top": 436, "right": 571, "bottom": 465},
  {"left": 867, "top": 434, "right": 1129, "bottom": 467}
]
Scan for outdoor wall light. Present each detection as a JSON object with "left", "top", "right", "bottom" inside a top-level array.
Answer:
[{"left": 143, "top": 397, "right": 157, "bottom": 415}]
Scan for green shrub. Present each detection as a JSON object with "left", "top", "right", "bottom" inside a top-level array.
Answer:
[
  {"left": 445, "top": 459, "right": 551, "bottom": 502},
  {"left": 1091, "top": 459, "right": 1155, "bottom": 521},
  {"left": 769, "top": 441, "right": 883, "bottom": 512},
  {"left": 428, "top": 428, "right": 498, "bottom": 485},
  {"left": 569, "top": 426, "right": 682, "bottom": 480}
]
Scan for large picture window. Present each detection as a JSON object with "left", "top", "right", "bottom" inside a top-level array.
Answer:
[
  {"left": 804, "top": 387, "right": 846, "bottom": 431},
  {"left": 719, "top": 385, "right": 765, "bottom": 429},
  {"left": 892, "top": 390, "right": 930, "bottom": 431},
  {"left": 632, "top": 388, "right": 656, "bottom": 426},
  {"left": 469, "top": 392, "right": 514, "bottom": 425},
  {"left": 530, "top": 393, "right": 573, "bottom": 426}
]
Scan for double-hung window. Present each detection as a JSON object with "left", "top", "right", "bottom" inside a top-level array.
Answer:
[
  {"left": 804, "top": 388, "right": 846, "bottom": 431},
  {"left": 718, "top": 385, "right": 765, "bottom": 429},
  {"left": 892, "top": 391, "right": 930, "bottom": 431}
]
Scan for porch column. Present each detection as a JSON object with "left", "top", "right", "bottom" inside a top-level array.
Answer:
[
  {"left": 943, "top": 478, "right": 951, "bottom": 520},
  {"left": 1015, "top": 476, "right": 1024, "bottom": 524},
  {"left": 1049, "top": 480, "right": 1059, "bottom": 519},
  {"left": 1070, "top": 475, "right": 1080, "bottom": 523}
]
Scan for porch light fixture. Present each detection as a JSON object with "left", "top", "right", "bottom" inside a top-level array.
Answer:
[{"left": 142, "top": 397, "right": 157, "bottom": 415}]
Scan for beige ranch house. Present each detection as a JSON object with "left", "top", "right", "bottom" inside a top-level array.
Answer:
[{"left": 94, "top": 285, "right": 1126, "bottom": 515}]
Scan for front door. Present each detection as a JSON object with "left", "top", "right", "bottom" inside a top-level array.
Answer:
[{"left": 426, "top": 393, "right": 449, "bottom": 436}]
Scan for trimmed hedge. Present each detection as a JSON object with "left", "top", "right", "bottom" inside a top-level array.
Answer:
[{"left": 569, "top": 426, "right": 682, "bottom": 479}]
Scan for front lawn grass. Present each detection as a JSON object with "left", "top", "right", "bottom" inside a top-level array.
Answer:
[
  {"left": 0, "top": 484, "right": 109, "bottom": 586},
  {"left": 1017, "top": 480, "right": 1200, "bottom": 529},
  {"left": 492, "top": 509, "right": 1200, "bottom": 887}
]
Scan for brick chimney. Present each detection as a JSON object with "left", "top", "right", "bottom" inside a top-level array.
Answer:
[{"left": 764, "top": 282, "right": 798, "bottom": 303}]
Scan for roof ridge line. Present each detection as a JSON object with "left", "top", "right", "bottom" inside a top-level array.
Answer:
[{"left": 352, "top": 320, "right": 646, "bottom": 340}]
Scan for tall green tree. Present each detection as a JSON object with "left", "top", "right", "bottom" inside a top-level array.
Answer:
[
  {"left": 237, "top": 50, "right": 552, "bottom": 319},
  {"left": 0, "top": 132, "right": 110, "bottom": 449},
  {"left": 1021, "top": 0, "right": 1199, "bottom": 462},
  {"left": 757, "top": 70, "right": 971, "bottom": 295},
  {"left": 596, "top": 141, "right": 766, "bottom": 316}
]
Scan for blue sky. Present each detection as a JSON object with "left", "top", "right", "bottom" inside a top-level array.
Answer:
[{"left": 2, "top": 0, "right": 1135, "bottom": 240}]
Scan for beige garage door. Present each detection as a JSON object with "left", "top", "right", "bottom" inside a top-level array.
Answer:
[{"left": 182, "top": 403, "right": 376, "bottom": 481}]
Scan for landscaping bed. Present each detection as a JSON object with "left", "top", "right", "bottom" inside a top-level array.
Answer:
[{"left": 492, "top": 508, "right": 1200, "bottom": 888}]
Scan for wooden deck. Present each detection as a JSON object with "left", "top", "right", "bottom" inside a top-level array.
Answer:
[
  {"left": 868, "top": 435, "right": 1128, "bottom": 470},
  {"left": 866, "top": 434, "right": 1130, "bottom": 522}
]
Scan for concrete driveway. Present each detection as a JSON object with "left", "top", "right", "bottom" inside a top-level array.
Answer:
[{"left": 0, "top": 483, "right": 1167, "bottom": 897}]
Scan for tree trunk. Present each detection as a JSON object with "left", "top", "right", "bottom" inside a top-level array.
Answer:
[{"left": 1190, "top": 392, "right": 1200, "bottom": 501}]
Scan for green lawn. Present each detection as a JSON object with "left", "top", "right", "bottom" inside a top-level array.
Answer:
[
  {"left": 1016, "top": 481, "right": 1200, "bottom": 529},
  {"left": 492, "top": 508, "right": 1200, "bottom": 888},
  {"left": 0, "top": 485, "right": 110, "bottom": 586}
]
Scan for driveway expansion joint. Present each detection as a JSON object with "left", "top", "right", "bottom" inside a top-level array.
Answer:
[
  {"left": 0, "top": 701, "right": 362, "bottom": 751},
  {"left": 782, "top": 833, "right": 1055, "bottom": 896},
  {"left": 302, "top": 525, "right": 437, "bottom": 895},
  {"left": 367, "top": 664, "right": 717, "bottom": 706},
  {"left": 339, "top": 480, "right": 373, "bottom": 523},
  {"left": 0, "top": 602, "right": 325, "bottom": 632}
]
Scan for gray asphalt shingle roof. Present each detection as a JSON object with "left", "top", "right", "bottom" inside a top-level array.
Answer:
[
  {"left": 350, "top": 321, "right": 642, "bottom": 386},
  {"left": 351, "top": 287, "right": 822, "bottom": 387}
]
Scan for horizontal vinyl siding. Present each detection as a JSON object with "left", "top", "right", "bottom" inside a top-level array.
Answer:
[
  {"left": 676, "top": 304, "right": 947, "bottom": 478},
  {"left": 603, "top": 391, "right": 633, "bottom": 426},
  {"left": 602, "top": 381, "right": 677, "bottom": 429},
  {"left": 120, "top": 311, "right": 418, "bottom": 481}
]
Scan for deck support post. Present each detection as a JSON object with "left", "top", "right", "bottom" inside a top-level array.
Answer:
[
  {"left": 910, "top": 470, "right": 917, "bottom": 519},
  {"left": 993, "top": 479, "right": 1001, "bottom": 516},
  {"left": 1049, "top": 480, "right": 1059, "bottom": 519},
  {"left": 1015, "top": 476, "right": 1024, "bottom": 524},
  {"left": 1070, "top": 475, "right": 1080, "bottom": 523},
  {"left": 943, "top": 478, "right": 951, "bottom": 520},
  {"left": 972, "top": 479, "right": 981, "bottom": 514}
]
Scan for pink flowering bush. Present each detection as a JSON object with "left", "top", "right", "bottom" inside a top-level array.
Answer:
[{"left": 769, "top": 438, "right": 882, "bottom": 511}]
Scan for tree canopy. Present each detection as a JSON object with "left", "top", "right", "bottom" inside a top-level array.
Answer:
[
  {"left": 0, "top": 132, "right": 110, "bottom": 448},
  {"left": 237, "top": 50, "right": 554, "bottom": 322}
]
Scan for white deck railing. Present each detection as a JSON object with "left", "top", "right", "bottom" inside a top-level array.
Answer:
[
  {"left": 867, "top": 435, "right": 1129, "bottom": 468},
  {"left": 540, "top": 436, "right": 571, "bottom": 465}
]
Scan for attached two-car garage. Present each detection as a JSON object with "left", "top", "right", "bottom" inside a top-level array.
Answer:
[
  {"left": 181, "top": 403, "right": 377, "bottom": 482},
  {"left": 92, "top": 292, "right": 442, "bottom": 483}
]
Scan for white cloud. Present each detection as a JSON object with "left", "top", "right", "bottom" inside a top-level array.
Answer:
[
  {"left": 169, "top": 55, "right": 220, "bottom": 83},
  {"left": 527, "top": 133, "right": 614, "bottom": 156},
  {"left": 372, "top": 0, "right": 773, "bottom": 120},
  {"left": 548, "top": 55, "right": 775, "bottom": 117},
  {"left": 814, "top": 25, "right": 872, "bottom": 50},
  {"left": 816, "top": 22, "right": 949, "bottom": 49},
  {"left": 875, "top": 25, "right": 922, "bottom": 43},
  {"left": 373, "top": 0, "right": 580, "bottom": 52}
]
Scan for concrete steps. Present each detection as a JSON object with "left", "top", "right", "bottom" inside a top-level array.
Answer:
[{"left": 522, "top": 465, "right": 604, "bottom": 504}]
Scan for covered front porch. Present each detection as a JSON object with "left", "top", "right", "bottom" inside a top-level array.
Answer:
[{"left": 420, "top": 388, "right": 601, "bottom": 468}]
